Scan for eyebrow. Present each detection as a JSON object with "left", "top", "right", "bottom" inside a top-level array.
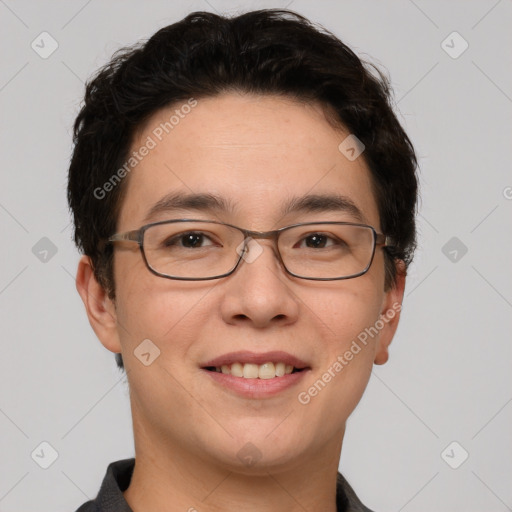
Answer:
[
  {"left": 142, "top": 192, "right": 237, "bottom": 224},
  {"left": 142, "top": 191, "right": 366, "bottom": 224},
  {"left": 281, "top": 193, "right": 366, "bottom": 223}
]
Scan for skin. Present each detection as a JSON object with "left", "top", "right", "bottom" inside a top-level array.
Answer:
[{"left": 76, "top": 92, "right": 405, "bottom": 512}]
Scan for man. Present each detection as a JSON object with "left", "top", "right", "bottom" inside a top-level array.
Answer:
[{"left": 68, "top": 8, "right": 418, "bottom": 512}]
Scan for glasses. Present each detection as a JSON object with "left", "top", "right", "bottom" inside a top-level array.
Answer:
[{"left": 104, "top": 219, "right": 395, "bottom": 281}]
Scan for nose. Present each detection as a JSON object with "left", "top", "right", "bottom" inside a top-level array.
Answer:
[{"left": 219, "top": 238, "right": 300, "bottom": 329}]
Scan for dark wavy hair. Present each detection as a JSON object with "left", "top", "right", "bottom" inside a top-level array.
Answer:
[{"left": 67, "top": 9, "right": 418, "bottom": 370}]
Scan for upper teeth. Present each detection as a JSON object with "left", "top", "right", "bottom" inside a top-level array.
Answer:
[{"left": 215, "top": 362, "right": 295, "bottom": 379}]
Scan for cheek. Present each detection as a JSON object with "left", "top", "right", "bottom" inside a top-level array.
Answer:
[
  {"left": 309, "top": 277, "right": 384, "bottom": 348},
  {"left": 292, "top": 294, "right": 382, "bottom": 447},
  {"left": 114, "top": 268, "right": 214, "bottom": 365},
  {"left": 302, "top": 280, "right": 383, "bottom": 395}
]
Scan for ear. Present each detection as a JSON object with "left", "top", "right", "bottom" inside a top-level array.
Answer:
[
  {"left": 75, "top": 255, "right": 122, "bottom": 354},
  {"left": 374, "top": 261, "right": 406, "bottom": 365}
]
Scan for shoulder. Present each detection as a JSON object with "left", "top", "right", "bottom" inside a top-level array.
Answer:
[
  {"left": 74, "top": 501, "right": 96, "bottom": 512},
  {"left": 72, "top": 458, "right": 135, "bottom": 512},
  {"left": 336, "top": 472, "right": 377, "bottom": 512}
]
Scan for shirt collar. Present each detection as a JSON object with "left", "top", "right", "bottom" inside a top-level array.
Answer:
[{"left": 76, "top": 458, "right": 374, "bottom": 512}]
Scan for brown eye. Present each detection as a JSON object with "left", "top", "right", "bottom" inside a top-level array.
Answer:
[{"left": 163, "top": 232, "right": 215, "bottom": 249}]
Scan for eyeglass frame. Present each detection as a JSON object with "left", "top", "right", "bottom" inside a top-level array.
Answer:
[{"left": 103, "top": 218, "right": 396, "bottom": 281}]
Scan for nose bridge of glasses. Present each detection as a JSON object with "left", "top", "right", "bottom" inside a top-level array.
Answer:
[
  {"left": 239, "top": 228, "right": 282, "bottom": 252},
  {"left": 240, "top": 227, "right": 279, "bottom": 240},
  {"left": 233, "top": 228, "right": 285, "bottom": 269}
]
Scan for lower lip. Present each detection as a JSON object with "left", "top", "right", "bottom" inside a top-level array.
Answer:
[{"left": 201, "top": 368, "right": 310, "bottom": 399}]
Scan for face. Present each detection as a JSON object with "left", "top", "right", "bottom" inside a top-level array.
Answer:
[{"left": 78, "top": 92, "right": 404, "bottom": 475}]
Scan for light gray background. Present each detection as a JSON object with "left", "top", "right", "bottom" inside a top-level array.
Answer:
[{"left": 1, "top": 1, "right": 511, "bottom": 511}]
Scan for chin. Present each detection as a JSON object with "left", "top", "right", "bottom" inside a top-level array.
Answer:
[
  {"left": 203, "top": 424, "right": 308, "bottom": 474},
  {"left": 216, "top": 445, "right": 306, "bottom": 477}
]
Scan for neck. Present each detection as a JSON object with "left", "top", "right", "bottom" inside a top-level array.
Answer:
[{"left": 123, "top": 417, "right": 344, "bottom": 512}]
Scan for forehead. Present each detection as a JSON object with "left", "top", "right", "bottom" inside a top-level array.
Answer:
[{"left": 117, "top": 92, "right": 380, "bottom": 230}]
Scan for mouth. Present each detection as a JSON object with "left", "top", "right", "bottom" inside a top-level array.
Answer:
[
  {"left": 200, "top": 350, "right": 310, "bottom": 377},
  {"left": 200, "top": 351, "right": 311, "bottom": 398},
  {"left": 203, "top": 362, "right": 307, "bottom": 379}
]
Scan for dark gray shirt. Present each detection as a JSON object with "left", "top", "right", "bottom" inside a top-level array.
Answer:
[{"left": 75, "top": 458, "right": 374, "bottom": 512}]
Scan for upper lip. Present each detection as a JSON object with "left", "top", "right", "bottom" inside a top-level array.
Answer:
[{"left": 201, "top": 351, "right": 309, "bottom": 369}]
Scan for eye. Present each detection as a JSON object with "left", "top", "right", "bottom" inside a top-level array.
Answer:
[
  {"left": 164, "top": 231, "right": 217, "bottom": 249},
  {"left": 296, "top": 233, "right": 344, "bottom": 249}
]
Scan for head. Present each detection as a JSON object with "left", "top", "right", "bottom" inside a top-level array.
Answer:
[{"left": 68, "top": 9, "right": 417, "bottom": 473}]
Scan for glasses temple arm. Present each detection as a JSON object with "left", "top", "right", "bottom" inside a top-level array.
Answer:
[
  {"left": 107, "top": 230, "right": 142, "bottom": 244},
  {"left": 376, "top": 234, "right": 396, "bottom": 247}
]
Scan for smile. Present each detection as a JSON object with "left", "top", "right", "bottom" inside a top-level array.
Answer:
[
  {"left": 200, "top": 351, "right": 311, "bottom": 398},
  {"left": 205, "top": 362, "right": 305, "bottom": 379}
]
